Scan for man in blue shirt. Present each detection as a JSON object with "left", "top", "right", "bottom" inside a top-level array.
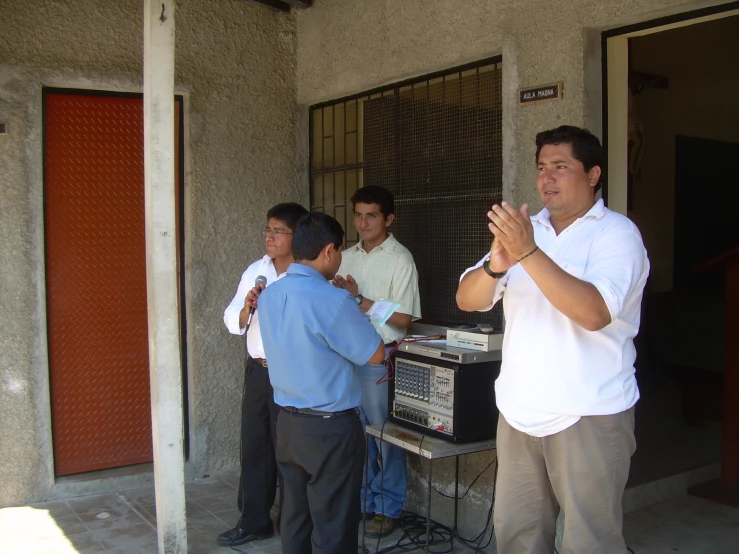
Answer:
[{"left": 258, "top": 212, "right": 385, "bottom": 554}]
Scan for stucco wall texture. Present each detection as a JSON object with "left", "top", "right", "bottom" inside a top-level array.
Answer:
[
  {"left": 297, "top": 0, "right": 733, "bottom": 210},
  {"left": 0, "top": 0, "right": 303, "bottom": 506},
  {"left": 295, "top": 0, "right": 735, "bottom": 538}
]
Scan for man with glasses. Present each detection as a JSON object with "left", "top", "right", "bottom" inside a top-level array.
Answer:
[{"left": 220, "top": 202, "right": 308, "bottom": 548}]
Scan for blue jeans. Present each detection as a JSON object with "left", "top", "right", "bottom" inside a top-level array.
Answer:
[{"left": 358, "top": 361, "right": 407, "bottom": 519}]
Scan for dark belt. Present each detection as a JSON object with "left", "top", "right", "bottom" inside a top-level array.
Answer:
[
  {"left": 281, "top": 406, "right": 358, "bottom": 418},
  {"left": 251, "top": 357, "right": 268, "bottom": 368}
]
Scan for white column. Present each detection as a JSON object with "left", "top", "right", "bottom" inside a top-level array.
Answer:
[{"left": 143, "top": 1, "right": 187, "bottom": 552}]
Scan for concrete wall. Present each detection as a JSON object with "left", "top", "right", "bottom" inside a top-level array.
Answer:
[
  {"left": 0, "top": 0, "right": 303, "bottom": 506},
  {"left": 295, "top": 0, "right": 737, "bottom": 541},
  {"left": 297, "top": 0, "right": 734, "bottom": 210}
]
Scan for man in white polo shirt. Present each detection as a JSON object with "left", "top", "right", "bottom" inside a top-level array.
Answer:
[{"left": 456, "top": 126, "right": 649, "bottom": 554}]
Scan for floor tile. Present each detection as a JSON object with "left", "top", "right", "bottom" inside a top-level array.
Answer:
[
  {"left": 189, "top": 491, "right": 236, "bottom": 514},
  {"left": 50, "top": 513, "right": 90, "bottom": 537},
  {"left": 186, "top": 511, "right": 233, "bottom": 536},
  {"left": 211, "top": 507, "right": 242, "bottom": 528},
  {"left": 76, "top": 497, "right": 150, "bottom": 533},
  {"left": 187, "top": 531, "right": 262, "bottom": 553},
  {"left": 130, "top": 500, "right": 157, "bottom": 527},
  {"left": 28, "top": 499, "right": 76, "bottom": 519},
  {"left": 66, "top": 532, "right": 110, "bottom": 553},
  {"left": 120, "top": 486, "right": 157, "bottom": 507},
  {"left": 93, "top": 521, "right": 158, "bottom": 551},
  {"left": 208, "top": 473, "right": 239, "bottom": 490},
  {"left": 186, "top": 479, "right": 235, "bottom": 499}
]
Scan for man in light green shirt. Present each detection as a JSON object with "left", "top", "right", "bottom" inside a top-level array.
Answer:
[{"left": 334, "top": 185, "right": 421, "bottom": 538}]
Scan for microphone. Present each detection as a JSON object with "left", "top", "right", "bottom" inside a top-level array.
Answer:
[{"left": 245, "top": 275, "right": 268, "bottom": 331}]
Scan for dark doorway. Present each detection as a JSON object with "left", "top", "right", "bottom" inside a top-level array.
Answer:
[{"left": 674, "top": 135, "right": 739, "bottom": 290}]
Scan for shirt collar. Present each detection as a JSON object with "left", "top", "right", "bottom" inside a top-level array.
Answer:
[
  {"left": 356, "top": 233, "right": 398, "bottom": 254},
  {"left": 286, "top": 262, "right": 327, "bottom": 280},
  {"left": 531, "top": 198, "right": 606, "bottom": 230}
]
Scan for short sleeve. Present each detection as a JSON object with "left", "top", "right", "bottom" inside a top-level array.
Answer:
[
  {"left": 459, "top": 254, "right": 508, "bottom": 312},
  {"left": 324, "top": 294, "right": 383, "bottom": 365},
  {"left": 586, "top": 222, "right": 649, "bottom": 320},
  {"left": 391, "top": 253, "right": 422, "bottom": 319}
]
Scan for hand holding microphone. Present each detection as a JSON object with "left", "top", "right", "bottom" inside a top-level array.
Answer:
[{"left": 245, "top": 275, "right": 268, "bottom": 331}]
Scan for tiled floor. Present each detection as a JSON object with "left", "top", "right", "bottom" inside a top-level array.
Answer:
[{"left": 1, "top": 472, "right": 738, "bottom": 553}]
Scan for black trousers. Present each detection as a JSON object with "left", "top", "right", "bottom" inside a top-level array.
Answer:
[
  {"left": 237, "top": 357, "right": 283, "bottom": 533},
  {"left": 276, "top": 408, "right": 364, "bottom": 554}
]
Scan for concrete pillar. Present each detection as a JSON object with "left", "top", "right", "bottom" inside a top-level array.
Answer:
[{"left": 143, "top": 1, "right": 187, "bottom": 552}]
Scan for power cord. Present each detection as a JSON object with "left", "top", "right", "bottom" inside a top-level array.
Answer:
[
  {"left": 366, "top": 428, "right": 497, "bottom": 553},
  {"left": 417, "top": 430, "right": 498, "bottom": 553},
  {"left": 453, "top": 459, "right": 497, "bottom": 553}
]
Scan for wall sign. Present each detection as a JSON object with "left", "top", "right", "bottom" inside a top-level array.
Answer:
[{"left": 519, "top": 82, "right": 563, "bottom": 106}]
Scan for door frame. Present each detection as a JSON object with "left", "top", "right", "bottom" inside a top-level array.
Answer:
[{"left": 600, "top": 1, "right": 739, "bottom": 215}]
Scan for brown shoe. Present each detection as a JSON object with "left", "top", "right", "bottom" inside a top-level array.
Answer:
[{"left": 364, "top": 514, "right": 398, "bottom": 538}]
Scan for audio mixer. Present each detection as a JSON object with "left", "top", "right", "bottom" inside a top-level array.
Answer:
[{"left": 388, "top": 339, "right": 501, "bottom": 442}]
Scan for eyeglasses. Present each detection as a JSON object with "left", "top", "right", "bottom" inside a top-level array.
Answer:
[{"left": 262, "top": 228, "right": 293, "bottom": 237}]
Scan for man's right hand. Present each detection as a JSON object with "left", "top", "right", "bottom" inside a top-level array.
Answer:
[{"left": 244, "top": 283, "right": 265, "bottom": 310}]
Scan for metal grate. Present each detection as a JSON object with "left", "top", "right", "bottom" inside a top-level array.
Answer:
[{"left": 310, "top": 58, "right": 503, "bottom": 328}]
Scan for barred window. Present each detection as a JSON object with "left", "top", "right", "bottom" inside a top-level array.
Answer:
[{"left": 310, "top": 58, "right": 503, "bottom": 328}]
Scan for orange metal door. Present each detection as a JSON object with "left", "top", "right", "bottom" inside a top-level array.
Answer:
[{"left": 44, "top": 92, "right": 153, "bottom": 476}]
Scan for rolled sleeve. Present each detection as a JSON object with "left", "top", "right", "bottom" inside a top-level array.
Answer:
[
  {"left": 459, "top": 254, "right": 508, "bottom": 312},
  {"left": 324, "top": 295, "right": 383, "bottom": 366},
  {"left": 223, "top": 267, "right": 256, "bottom": 335},
  {"left": 586, "top": 225, "right": 649, "bottom": 321}
]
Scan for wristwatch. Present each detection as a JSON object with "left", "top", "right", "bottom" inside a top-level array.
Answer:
[
  {"left": 354, "top": 294, "right": 364, "bottom": 306},
  {"left": 483, "top": 257, "right": 507, "bottom": 279}
]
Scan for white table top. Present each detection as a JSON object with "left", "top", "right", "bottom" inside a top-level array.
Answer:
[{"left": 366, "top": 422, "right": 496, "bottom": 460}]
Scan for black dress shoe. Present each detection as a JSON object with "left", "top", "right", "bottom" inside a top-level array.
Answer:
[{"left": 216, "top": 524, "right": 272, "bottom": 547}]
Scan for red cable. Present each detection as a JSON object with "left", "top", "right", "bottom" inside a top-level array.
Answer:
[{"left": 375, "top": 334, "right": 444, "bottom": 385}]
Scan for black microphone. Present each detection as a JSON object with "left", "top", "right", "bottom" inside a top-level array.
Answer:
[{"left": 245, "top": 275, "right": 268, "bottom": 331}]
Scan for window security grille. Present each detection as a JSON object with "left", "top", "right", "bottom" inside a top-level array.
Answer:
[{"left": 310, "top": 58, "right": 503, "bottom": 328}]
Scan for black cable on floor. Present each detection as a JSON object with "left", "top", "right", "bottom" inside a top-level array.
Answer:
[
  {"left": 369, "top": 429, "right": 498, "bottom": 553},
  {"left": 453, "top": 458, "right": 497, "bottom": 553},
  {"left": 374, "top": 512, "right": 454, "bottom": 553}
]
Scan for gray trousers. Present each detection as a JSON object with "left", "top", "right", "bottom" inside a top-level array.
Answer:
[{"left": 493, "top": 407, "right": 636, "bottom": 554}]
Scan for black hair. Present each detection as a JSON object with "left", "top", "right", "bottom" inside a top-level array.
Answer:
[
  {"left": 350, "top": 185, "right": 395, "bottom": 218},
  {"left": 266, "top": 202, "right": 309, "bottom": 231},
  {"left": 292, "top": 212, "right": 345, "bottom": 261},
  {"left": 535, "top": 126, "right": 605, "bottom": 193}
]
